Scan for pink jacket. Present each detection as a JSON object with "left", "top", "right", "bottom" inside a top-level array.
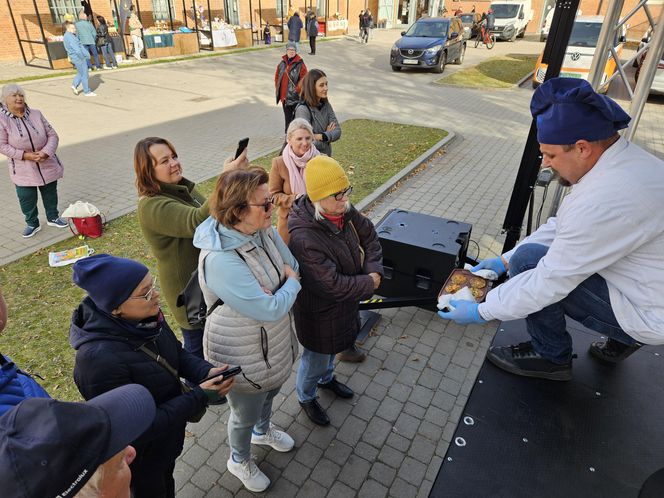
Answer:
[{"left": 0, "top": 106, "right": 63, "bottom": 187}]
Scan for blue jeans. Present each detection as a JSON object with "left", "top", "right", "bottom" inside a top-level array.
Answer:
[
  {"left": 509, "top": 243, "right": 636, "bottom": 364},
  {"left": 71, "top": 58, "right": 91, "bottom": 94},
  {"left": 181, "top": 327, "right": 204, "bottom": 359},
  {"left": 83, "top": 43, "right": 102, "bottom": 69},
  {"left": 296, "top": 348, "right": 335, "bottom": 402},
  {"left": 100, "top": 42, "right": 117, "bottom": 67},
  {"left": 226, "top": 387, "right": 280, "bottom": 462}
]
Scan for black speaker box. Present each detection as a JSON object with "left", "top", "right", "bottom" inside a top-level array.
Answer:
[{"left": 375, "top": 209, "right": 472, "bottom": 304}]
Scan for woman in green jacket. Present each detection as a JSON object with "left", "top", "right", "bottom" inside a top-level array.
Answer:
[{"left": 134, "top": 137, "right": 247, "bottom": 358}]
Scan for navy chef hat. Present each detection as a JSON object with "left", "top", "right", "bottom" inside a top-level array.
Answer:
[{"left": 531, "top": 77, "right": 631, "bottom": 145}]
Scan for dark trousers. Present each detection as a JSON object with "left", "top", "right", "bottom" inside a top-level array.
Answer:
[
  {"left": 309, "top": 35, "right": 316, "bottom": 54},
  {"left": 282, "top": 103, "right": 297, "bottom": 133},
  {"left": 181, "top": 327, "right": 204, "bottom": 359},
  {"left": 131, "top": 460, "right": 176, "bottom": 498},
  {"left": 510, "top": 243, "right": 636, "bottom": 364},
  {"left": 15, "top": 181, "right": 59, "bottom": 227}
]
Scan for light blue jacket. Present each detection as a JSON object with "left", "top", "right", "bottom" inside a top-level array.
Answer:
[
  {"left": 63, "top": 31, "right": 90, "bottom": 61},
  {"left": 75, "top": 20, "right": 97, "bottom": 45},
  {"left": 193, "top": 217, "right": 300, "bottom": 322}
]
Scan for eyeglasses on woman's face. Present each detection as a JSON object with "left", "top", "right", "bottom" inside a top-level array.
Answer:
[
  {"left": 331, "top": 186, "right": 353, "bottom": 201},
  {"left": 247, "top": 198, "right": 274, "bottom": 212},
  {"left": 128, "top": 277, "right": 158, "bottom": 301}
]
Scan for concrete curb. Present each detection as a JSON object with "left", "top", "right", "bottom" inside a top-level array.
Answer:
[
  {"left": 515, "top": 69, "right": 535, "bottom": 88},
  {"left": 355, "top": 130, "right": 457, "bottom": 212}
]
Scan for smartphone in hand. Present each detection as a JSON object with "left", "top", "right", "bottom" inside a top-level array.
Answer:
[
  {"left": 234, "top": 138, "right": 249, "bottom": 159},
  {"left": 201, "top": 366, "right": 242, "bottom": 385}
]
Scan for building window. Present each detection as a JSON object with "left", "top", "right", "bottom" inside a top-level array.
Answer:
[
  {"left": 276, "top": 0, "right": 285, "bottom": 19},
  {"left": 152, "top": 0, "right": 174, "bottom": 21},
  {"left": 224, "top": 0, "right": 240, "bottom": 24},
  {"left": 317, "top": 0, "right": 326, "bottom": 17},
  {"left": 48, "top": 0, "right": 81, "bottom": 24}
]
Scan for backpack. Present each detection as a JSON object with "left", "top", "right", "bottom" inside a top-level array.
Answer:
[{"left": 177, "top": 268, "right": 222, "bottom": 328}]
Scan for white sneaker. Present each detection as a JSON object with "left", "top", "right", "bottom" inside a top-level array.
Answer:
[
  {"left": 83, "top": 92, "right": 97, "bottom": 97},
  {"left": 226, "top": 456, "right": 270, "bottom": 492},
  {"left": 251, "top": 424, "right": 295, "bottom": 452},
  {"left": 71, "top": 85, "right": 79, "bottom": 95}
]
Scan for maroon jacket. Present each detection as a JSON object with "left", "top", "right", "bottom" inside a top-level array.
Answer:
[{"left": 288, "top": 197, "right": 383, "bottom": 354}]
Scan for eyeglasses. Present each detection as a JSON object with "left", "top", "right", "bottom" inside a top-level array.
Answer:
[
  {"left": 129, "top": 277, "right": 158, "bottom": 301},
  {"left": 247, "top": 199, "right": 274, "bottom": 212},
  {"left": 331, "top": 186, "right": 353, "bottom": 201}
]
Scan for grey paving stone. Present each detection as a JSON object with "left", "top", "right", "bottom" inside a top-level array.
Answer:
[
  {"left": 436, "top": 337, "right": 459, "bottom": 356},
  {"left": 413, "top": 342, "right": 434, "bottom": 358},
  {"left": 394, "top": 412, "right": 420, "bottom": 440},
  {"left": 296, "top": 479, "right": 328, "bottom": 497},
  {"left": 310, "top": 458, "right": 341, "bottom": 488},
  {"left": 398, "top": 366, "right": 421, "bottom": 386},
  {"left": 424, "top": 405, "right": 450, "bottom": 427},
  {"left": 337, "top": 415, "right": 368, "bottom": 446},
  {"left": 374, "top": 369, "right": 398, "bottom": 387},
  {"left": 428, "top": 352, "right": 451, "bottom": 373},
  {"left": 420, "top": 330, "right": 441, "bottom": 348},
  {"left": 389, "top": 477, "right": 418, "bottom": 498},
  {"left": 196, "top": 425, "right": 226, "bottom": 453},
  {"left": 324, "top": 440, "right": 353, "bottom": 466},
  {"left": 338, "top": 454, "right": 372, "bottom": 489},
  {"left": 217, "top": 470, "right": 244, "bottom": 494},
  {"left": 377, "top": 396, "right": 404, "bottom": 423},
  {"left": 176, "top": 482, "right": 206, "bottom": 498},
  {"left": 181, "top": 445, "right": 211, "bottom": 469},
  {"left": 406, "top": 353, "right": 428, "bottom": 371},
  {"left": 383, "top": 351, "right": 408, "bottom": 373},
  {"left": 416, "top": 479, "right": 434, "bottom": 498},
  {"left": 426, "top": 456, "right": 444, "bottom": 481},
  {"left": 346, "top": 371, "right": 372, "bottom": 394},
  {"left": 190, "top": 465, "right": 221, "bottom": 492},
  {"left": 376, "top": 335, "right": 397, "bottom": 351},
  {"left": 418, "top": 420, "right": 445, "bottom": 441},
  {"left": 294, "top": 441, "right": 324, "bottom": 468},
  {"left": 355, "top": 440, "right": 380, "bottom": 462},
  {"left": 265, "top": 445, "right": 296, "bottom": 469},
  {"left": 326, "top": 399, "right": 354, "bottom": 429},
  {"left": 393, "top": 343, "right": 413, "bottom": 357},
  {"left": 418, "top": 368, "right": 444, "bottom": 390},
  {"left": 387, "top": 382, "right": 411, "bottom": 403},
  {"left": 352, "top": 395, "right": 380, "bottom": 421},
  {"left": 203, "top": 485, "right": 234, "bottom": 498},
  {"left": 398, "top": 456, "right": 428, "bottom": 486},
  {"left": 365, "top": 382, "right": 389, "bottom": 402},
  {"left": 175, "top": 461, "right": 195, "bottom": 492},
  {"left": 378, "top": 443, "right": 406, "bottom": 469},
  {"left": 403, "top": 401, "right": 426, "bottom": 419},
  {"left": 327, "top": 481, "right": 356, "bottom": 498},
  {"left": 359, "top": 479, "right": 390, "bottom": 498},
  {"left": 369, "top": 347, "right": 389, "bottom": 361},
  {"left": 265, "top": 477, "right": 299, "bottom": 498},
  {"left": 307, "top": 424, "right": 337, "bottom": 450},
  {"left": 282, "top": 459, "right": 311, "bottom": 486},
  {"left": 357, "top": 354, "right": 383, "bottom": 375},
  {"left": 408, "top": 435, "right": 436, "bottom": 464},
  {"left": 409, "top": 385, "right": 435, "bottom": 407},
  {"left": 370, "top": 461, "right": 397, "bottom": 486},
  {"left": 445, "top": 363, "right": 469, "bottom": 384},
  {"left": 362, "top": 417, "right": 393, "bottom": 448},
  {"left": 440, "top": 377, "right": 462, "bottom": 396},
  {"left": 431, "top": 389, "right": 456, "bottom": 412},
  {"left": 386, "top": 432, "right": 411, "bottom": 452}
]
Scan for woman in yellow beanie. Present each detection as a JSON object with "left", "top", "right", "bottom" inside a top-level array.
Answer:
[{"left": 288, "top": 156, "right": 384, "bottom": 426}]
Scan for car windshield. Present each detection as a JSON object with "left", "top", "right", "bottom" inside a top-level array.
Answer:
[
  {"left": 568, "top": 22, "right": 602, "bottom": 47},
  {"left": 460, "top": 14, "right": 475, "bottom": 23},
  {"left": 491, "top": 4, "right": 520, "bottom": 18},
  {"left": 405, "top": 21, "right": 448, "bottom": 37}
]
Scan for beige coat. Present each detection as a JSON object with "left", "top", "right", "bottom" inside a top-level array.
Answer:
[{"left": 269, "top": 156, "right": 297, "bottom": 244}]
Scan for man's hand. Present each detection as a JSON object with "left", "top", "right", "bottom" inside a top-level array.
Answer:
[
  {"left": 471, "top": 257, "right": 507, "bottom": 277},
  {"left": 368, "top": 272, "right": 381, "bottom": 290},
  {"left": 437, "top": 300, "right": 486, "bottom": 325}
]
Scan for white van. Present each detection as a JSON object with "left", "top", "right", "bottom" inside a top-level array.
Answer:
[{"left": 489, "top": 0, "right": 534, "bottom": 41}]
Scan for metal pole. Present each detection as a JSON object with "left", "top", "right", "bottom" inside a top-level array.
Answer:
[
  {"left": 168, "top": 0, "right": 175, "bottom": 30},
  {"left": 6, "top": 0, "right": 29, "bottom": 67},
  {"left": 587, "top": 0, "right": 624, "bottom": 89},
  {"left": 206, "top": 0, "right": 213, "bottom": 48},
  {"left": 249, "top": 0, "right": 254, "bottom": 45},
  {"left": 182, "top": 0, "right": 188, "bottom": 27},
  {"left": 258, "top": 0, "right": 262, "bottom": 40},
  {"left": 280, "top": 0, "right": 284, "bottom": 41},
  {"left": 32, "top": 0, "right": 53, "bottom": 68},
  {"left": 625, "top": 6, "right": 664, "bottom": 142},
  {"left": 112, "top": 0, "right": 128, "bottom": 55}
]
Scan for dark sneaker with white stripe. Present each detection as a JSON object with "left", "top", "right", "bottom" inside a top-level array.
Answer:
[
  {"left": 589, "top": 338, "right": 642, "bottom": 364},
  {"left": 22, "top": 225, "right": 41, "bottom": 238},
  {"left": 487, "top": 341, "right": 573, "bottom": 381},
  {"left": 47, "top": 217, "right": 68, "bottom": 228}
]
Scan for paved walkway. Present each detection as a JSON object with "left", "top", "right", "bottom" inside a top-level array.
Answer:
[{"left": 1, "top": 29, "right": 662, "bottom": 497}]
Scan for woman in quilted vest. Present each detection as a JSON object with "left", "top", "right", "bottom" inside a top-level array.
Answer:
[
  {"left": 0, "top": 84, "right": 67, "bottom": 238},
  {"left": 193, "top": 167, "right": 301, "bottom": 493}
]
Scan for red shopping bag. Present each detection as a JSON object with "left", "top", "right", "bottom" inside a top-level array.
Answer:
[{"left": 69, "top": 215, "right": 104, "bottom": 238}]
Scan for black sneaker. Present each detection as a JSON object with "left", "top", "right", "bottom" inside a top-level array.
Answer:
[
  {"left": 589, "top": 338, "right": 642, "bottom": 364},
  {"left": 317, "top": 376, "right": 354, "bottom": 398},
  {"left": 486, "top": 341, "right": 572, "bottom": 381},
  {"left": 299, "top": 399, "right": 330, "bottom": 426}
]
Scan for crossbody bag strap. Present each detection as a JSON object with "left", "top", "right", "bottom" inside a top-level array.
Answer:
[
  {"left": 348, "top": 220, "right": 365, "bottom": 267},
  {"left": 137, "top": 344, "right": 191, "bottom": 393}
]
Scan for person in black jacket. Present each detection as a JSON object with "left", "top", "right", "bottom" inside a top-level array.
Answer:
[
  {"left": 287, "top": 11, "right": 303, "bottom": 51},
  {"left": 69, "top": 254, "right": 234, "bottom": 498},
  {"left": 95, "top": 15, "right": 118, "bottom": 68},
  {"left": 274, "top": 42, "right": 308, "bottom": 133},
  {"left": 306, "top": 10, "right": 318, "bottom": 54}
]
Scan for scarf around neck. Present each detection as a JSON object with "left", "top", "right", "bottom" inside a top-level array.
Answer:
[{"left": 282, "top": 143, "right": 319, "bottom": 196}]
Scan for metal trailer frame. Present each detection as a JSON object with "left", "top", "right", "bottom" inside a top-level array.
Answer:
[
  {"left": 501, "top": 0, "right": 664, "bottom": 253},
  {"left": 6, "top": 0, "right": 54, "bottom": 69}
]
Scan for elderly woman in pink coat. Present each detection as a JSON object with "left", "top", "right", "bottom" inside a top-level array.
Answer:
[{"left": 0, "top": 84, "right": 67, "bottom": 238}]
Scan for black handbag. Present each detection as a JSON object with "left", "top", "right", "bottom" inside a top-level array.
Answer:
[{"left": 177, "top": 268, "right": 222, "bottom": 328}]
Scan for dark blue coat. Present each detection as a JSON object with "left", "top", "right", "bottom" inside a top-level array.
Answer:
[
  {"left": 0, "top": 355, "right": 49, "bottom": 417},
  {"left": 69, "top": 298, "right": 212, "bottom": 479},
  {"left": 287, "top": 13, "right": 303, "bottom": 41}
]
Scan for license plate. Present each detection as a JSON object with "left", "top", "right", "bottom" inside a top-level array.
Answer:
[{"left": 402, "top": 59, "right": 419, "bottom": 65}]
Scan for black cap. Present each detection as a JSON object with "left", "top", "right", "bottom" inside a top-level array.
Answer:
[{"left": 0, "top": 384, "right": 156, "bottom": 498}]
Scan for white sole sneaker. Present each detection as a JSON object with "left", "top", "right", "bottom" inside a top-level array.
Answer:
[
  {"left": 83, "top": 92, "right": 97, "bottom": 97},
  {"left": 71, "top": 86, "right": 80, "bottom": 95},
  {"left": 251, "top": 425, "right": 295, "bottom": 452},
  {"left": 226, "top": 457, "right": 270, "bottom": 492}
]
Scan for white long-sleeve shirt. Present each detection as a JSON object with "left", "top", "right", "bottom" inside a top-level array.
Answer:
[{"left": 479, "top": 137, "right": 664, "bottom": 345}]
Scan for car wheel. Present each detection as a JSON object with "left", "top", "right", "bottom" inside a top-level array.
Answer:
[
  {"left": 510, "top": 30, "right": 517, "bottom": 42},
  {"left": 433, "top": 51, "right": 447, "bottom": 73},
  {"left": 518, "top": 25, "right": 526, "bottom": 38},
  {"left": 454, "top": 44, "right": 466, "bottom": 64},
  {"left": 391, "top": 65, "right": 402, "bottom": 72}
]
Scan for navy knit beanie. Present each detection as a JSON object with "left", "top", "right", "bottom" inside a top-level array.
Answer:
[{"left": 72, "top": 254, "right": 149, "bottom": 313}]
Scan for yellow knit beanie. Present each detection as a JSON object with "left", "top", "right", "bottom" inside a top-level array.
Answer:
[{"left": 304, "top": 156, "right": 350, "bottom": 202}]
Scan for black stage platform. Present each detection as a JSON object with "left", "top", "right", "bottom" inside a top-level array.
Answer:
[{"left": 431, "top": 319, "right": 664, "bottom": 498}]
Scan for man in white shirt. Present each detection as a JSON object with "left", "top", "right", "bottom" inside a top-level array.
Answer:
[{"left": 438, "top": 77, "right": 664, "bottom": 381}]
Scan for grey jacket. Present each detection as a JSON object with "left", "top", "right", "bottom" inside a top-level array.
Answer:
[{"left": 294, "top": 100, "right": 341, "bottom": 156}]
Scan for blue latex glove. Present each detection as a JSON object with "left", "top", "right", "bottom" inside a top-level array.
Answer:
[
  {"left": 471, "top": 257, "right": 506, "bottom": 277},
  {"left": 437, "top": 300, "right": 486, "bottom": 325}
]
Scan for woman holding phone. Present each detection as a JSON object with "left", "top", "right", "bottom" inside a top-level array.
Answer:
[
  {"left": 69, "top": 254, "right": 234, "bottom": 497},
  {"left": 134, "top": 137, "right": 247, "bottom": 358}
]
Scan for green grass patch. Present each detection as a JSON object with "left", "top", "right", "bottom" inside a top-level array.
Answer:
[
  {"left": 436, "top": 53, "right": 539, "bottom": 88},
  {"left": 0, "top": 119, "right": 446, "bottom": 401}
]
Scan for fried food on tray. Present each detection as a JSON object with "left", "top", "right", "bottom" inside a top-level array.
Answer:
[
  {"left": 451, "top": 274, "right": 466, "bottom": 285},
  {"left": 444, "top": 284, "right": 461, "bottom": 294},
  {"left": 471, "top": 288, "right": 484, "bottom": 299},
  {"left": 470, "top": 277, "right": 487, "bottom": 289}
]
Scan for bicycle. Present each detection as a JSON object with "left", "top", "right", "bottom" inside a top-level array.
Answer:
[{"left": 474, "top": 25, "right": 495, "bottom": 49}]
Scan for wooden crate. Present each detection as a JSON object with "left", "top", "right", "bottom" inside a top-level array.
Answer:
[
  {"left": 235, "top": 28, "right": 253, "bottom": 48},
  {"left": 174, "top": 32, "right": 199, "bottom": 55}
]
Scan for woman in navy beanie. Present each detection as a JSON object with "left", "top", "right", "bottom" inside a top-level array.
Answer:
[{"left": 69, "top": 254, "right": 235, "bottom": 498}]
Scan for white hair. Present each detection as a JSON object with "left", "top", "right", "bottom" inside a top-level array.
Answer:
[
  {"left": 74, "top": 465, "right": 104, "bottom": 498},
  {"left": 313, "top": 200, "right": 351, "bottom": 220},
  {"left": 1, "top": 84, "right": 25, "bottom": 106},
  {"left": 286, "top": 118, "right": 314, "bottom": 141}
]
